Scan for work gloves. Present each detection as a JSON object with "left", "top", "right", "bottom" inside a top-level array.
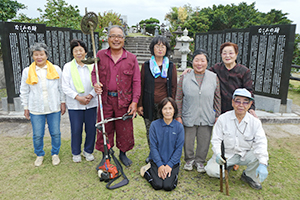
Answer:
[
  {"left": 216, "top": 153, "right": 226, "bottom": 165},
  {"left": 256, "top": 163, "right": 268, "bottom": 182}
]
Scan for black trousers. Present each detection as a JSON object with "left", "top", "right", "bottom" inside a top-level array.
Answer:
[{"left": 144, "top": 161, "right": 180, "bottom": 191}]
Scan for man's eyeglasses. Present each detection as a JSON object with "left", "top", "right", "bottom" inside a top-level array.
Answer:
[
  {"left": 234, "top": 100, "right": 250, "bottom": 106},
  {"left": 108, "top": 34, "right": 124, "bottom": 39}
]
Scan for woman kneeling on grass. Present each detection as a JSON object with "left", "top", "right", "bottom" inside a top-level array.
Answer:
[{"left": 140, "top": 97, "right": 184, "bottom": 191}]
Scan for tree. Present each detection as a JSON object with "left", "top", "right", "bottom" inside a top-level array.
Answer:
[
  {"left": 260, "top": 9, "right": 292, "bottom": 25},
  {"left": 12, "top": 13, "right": 42, "bottom": 24},
  {"left": 95, "top": 11, "right": 122, "bottom": 48},
  {"left": 37, "top": 0, "right": 82, "bottom": 30},
  {"left": 293, "top": 34, "right": 300, "bottom": 66},
  {"left": 198, "top": 2, "right": 262, "bottom": 31},
  {"left": 165, "top": 2, "right": 292, "bottom": 35},
  {"left": 165, "top": 4, "right": 195, "bottom": 29},
  {"left": 139, "top": 17, "right": 160, "bottom": 35},
  {"left": 0, "top": 0, "right": 26, "bottom": 21},
  {"left": 97, "top": 10, "right": 122, "bottom": 32}
]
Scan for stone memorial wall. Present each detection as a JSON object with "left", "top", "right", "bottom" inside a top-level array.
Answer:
[
  {"left": 194, "top": 24, "right": 296, "bottom": 104},
  {"left": 0, "top": 21, "right": 99, "bottom": 104}
]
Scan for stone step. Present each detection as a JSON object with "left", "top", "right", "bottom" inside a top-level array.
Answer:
[
  {"left": 126, "top": 49, "right": 151, "bottom": 54},
  {"left": 125, "top": 36, "right": 154, "bottom": 64},
  {"left": 125, "top": 44, "right": 150, "bottom": 48},
  {"left": 126, "top": 36, "right": 153, "bottom": 41}
]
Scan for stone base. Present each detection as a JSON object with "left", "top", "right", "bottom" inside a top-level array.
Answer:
[
  {"left": 254, "top": 94, "right": 292, "bottom": 113},
  {"left": 1, "top": 97, "right": 23, "bottom": 112}
]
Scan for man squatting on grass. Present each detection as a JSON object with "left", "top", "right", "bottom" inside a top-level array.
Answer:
[{"left": 205, "top": 88, "right": 269, "bottom": 190}]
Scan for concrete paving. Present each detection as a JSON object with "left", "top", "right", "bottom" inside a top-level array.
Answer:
[{"left": 1, "top": 104, "right": 300, "bottom": 139}]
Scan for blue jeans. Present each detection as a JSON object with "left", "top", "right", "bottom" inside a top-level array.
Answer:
[
  {"left": 30, "top": 111, "right": 61, "bottom": 156},
  {"left": 68, "top": 107, "right": 97, "bottom": 155}
]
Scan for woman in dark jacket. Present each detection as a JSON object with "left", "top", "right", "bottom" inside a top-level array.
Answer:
[{"left": 137, "top": 36, "right": 177, "bottom": 163}]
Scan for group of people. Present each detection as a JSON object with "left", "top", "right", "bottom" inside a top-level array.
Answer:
[{"left": 20, "top": 25, "right": 269, "bottom": 192}]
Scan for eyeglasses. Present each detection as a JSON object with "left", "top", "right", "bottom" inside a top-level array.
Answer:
[
  {"left": 154, "top": 45, "right": 166, "bottom": 49},
  {"left": 234, "top": 100, "right": 250, "bottom": 106},
  {"left": 108, "top": 34, "right": 124, "bottom": 39},
  {"left": 222, "top": 52, "right": 235, "bottom": 56}
]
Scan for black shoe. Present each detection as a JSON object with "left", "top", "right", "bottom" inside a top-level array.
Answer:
[
  {"left": 119, "top": 150, "right": 132, "bottom": 167},
  {"left": 240, "top": 170, "right": 262, "bottom": 190},
  {"left": 145, "top": 157, "right": 150, "bottom": 164},
  {"left": 227, "top": 165, "right": 233, "bottom": 173}
]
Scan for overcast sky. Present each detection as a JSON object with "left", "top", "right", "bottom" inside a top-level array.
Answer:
[{"left": 17, "top": 0, "right": 300, "bottom": 33}]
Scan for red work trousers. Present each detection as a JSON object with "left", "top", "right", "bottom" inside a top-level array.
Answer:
[{"left": 95, "top": 96, "right": 134, "bottom": 153}]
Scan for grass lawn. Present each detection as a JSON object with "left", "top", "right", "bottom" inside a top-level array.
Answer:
[
  {"left": 0, "top": 75, "right": 300, "bottom": 199},
  {"left": 0, "top": 115, "right": 300, "bottom": 199}
]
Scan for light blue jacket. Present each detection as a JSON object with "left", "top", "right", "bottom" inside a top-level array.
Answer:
[{"left": 20, "top": 65, "right": 65, "bottom": 113}]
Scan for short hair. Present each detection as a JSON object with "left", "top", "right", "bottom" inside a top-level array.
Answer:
[
  {"left": 158, "top": 97, "right": 178, "bottom": 119},
  {"left": 108, "top": 25, "right": 125, "bottom": 37},
  {"left": 220, "top": 42, "right": 238, "bottom": 54},
  {"left": 192, "top": 49, "right": 209, "bottom": 62},
  {"left": 149, "top": 36, "right": 171, "bottom": 56},
  {"left": 29, "top": 43, "right": 48, "bottom": 57},
  {"left": 70, "top": 39, "right": 87, "bottom": 53}
]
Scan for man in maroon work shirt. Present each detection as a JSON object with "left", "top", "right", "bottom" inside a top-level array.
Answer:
[{"left": 92, "top": 25, "right": 141, "bottom": 166}]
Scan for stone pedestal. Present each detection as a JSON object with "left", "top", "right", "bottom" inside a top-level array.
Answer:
[
  {"left": 1, "top": 97, "right": 23, "bottom": 112},
  {"left": 254, "top": 94, "right": 292, "bottom": 113},
  {"left": 101, "top": 41, "right": 109, "bottom": 50}
]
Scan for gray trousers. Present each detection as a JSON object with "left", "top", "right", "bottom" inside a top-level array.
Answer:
[
  {"left": 184, "top": 125, "right": 212, "bottom": 164},
  {"left": 205, "top": 151, "right": 260, "bottom": 183}
]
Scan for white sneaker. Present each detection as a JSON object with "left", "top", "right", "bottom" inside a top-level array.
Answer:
[
  {"left": 183, "top": 160, "right": 195, "bottom": 171},
  {"left": 34, "top": 156, "right": 44, "bottom": 167},
  {"left": 82, "top": 151, "right": 94, "bottom": 161},
  {"left": 140, "top": 163, "right": 151, "bottom": 177},
  {"left": 52, "top": 154, "right": 60, "bottom": 166},
  {"left": 72, "top": 154, "right": 82, "bottom": 163},
  {"left": 195, "top": 162, "right": 205, "bottom": 173}
]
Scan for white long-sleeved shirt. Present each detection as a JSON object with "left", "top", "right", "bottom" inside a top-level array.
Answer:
[
  {"left": 211, "top": 110, "right": 269, "bottom": 165},
  {"left": 20, "top": 64, "right": 65, "bottom": 114},
  {"left": 62, "top": 60, "right": 97, "bottom": 110}
]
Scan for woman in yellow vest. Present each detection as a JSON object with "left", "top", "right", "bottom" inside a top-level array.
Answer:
[
  {"left": 20, "top": 43, "right": 66, "bottom": 167},
  {"left": 62, "top": 39, "right": 97, "bottom": 163}
]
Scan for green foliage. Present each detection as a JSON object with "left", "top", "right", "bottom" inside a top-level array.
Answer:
[
  {"left": 139, "top": 17, "right": 159, "bottom": 24},
  {"left": 165, "top": 2, "right": 292, "bottom": 36},
  {"left": 13, "top": 0, "right": 82, "bottom": 30},
  {"left": 202, "top": 2, "right": 262, "bottom": 31},
  {"left": 95, "top": 10, "right": 122, "bottom": 48},
  {"left": 293, "top": 34, "right": 300, "bottom": 65},
  {"left": 182, "top": 12, "right": 210, "bottom": 37},
  {"left": 37, "top": 0, "right": 82, "bottom": 30},
  {"left": 97, "top": 10, "right": 122, "bottom": 30},
  {"left": 260, "top": 9, "right": 292, "bottom": 25},
  {"left": 0, "top": 0, "right": 26, "bottom": 21},
  {"left": 139, "top": 17, "right": 160, "bottom": 35},
  {"left": 12, "top": 13, "right": 42, "bottom": 24},
  {"left": 165, "top": 2, "right": 298, "bottom": 64}
]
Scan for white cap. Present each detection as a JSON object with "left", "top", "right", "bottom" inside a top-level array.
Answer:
[{"left": 232, "top": 88, "right": 253, "bottom": 100}]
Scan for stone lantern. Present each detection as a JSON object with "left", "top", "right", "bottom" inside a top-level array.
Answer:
[
  {"left": 154, "top": 25, "right": 159, "bottom": 37},
  {"left": 160, "top": 23, "right": 166, "bottom": 37},
  {"left": 177, "top": 28, "right": 193, "bottom": 70},
  {"left": 172, "top": 26, "right": 184, "bottom": 64}
]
